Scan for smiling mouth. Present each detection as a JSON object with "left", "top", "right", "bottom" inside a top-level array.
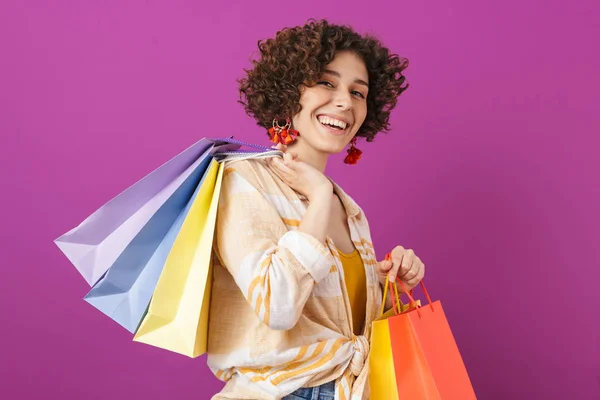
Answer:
[{"left": 316, "top": 115, "right": 350, "bottom": 133}]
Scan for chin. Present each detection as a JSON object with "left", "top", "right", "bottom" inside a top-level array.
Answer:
[{"left": 316, "top": 140, "right": 348, "bottom": 155}]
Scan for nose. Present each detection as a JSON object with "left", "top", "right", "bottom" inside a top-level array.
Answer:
[{"left": 333, "top": 89, "right": 352, "bottom": 110}]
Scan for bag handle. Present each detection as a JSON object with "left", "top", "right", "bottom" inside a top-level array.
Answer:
[
  {"left": 213, "top": 137, "right": 274, "bottom": 152},
  {"left": 379, "top": 274, "right": 406, "bottom": 317},
  {"left": 380, "top": 252, "right": 435, "bottom": 318},
  {"left": 213, "top": 137, "right": 283, "bottom": 162}
]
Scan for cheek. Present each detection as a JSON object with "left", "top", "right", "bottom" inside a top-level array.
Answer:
[
  {"left": 296, "top": 95, "right": 323, "bottom": 124},
  {"left": 300, "top": 88, "right": 329, "bottom": 109},
  {"left": 355, "top": 106, "right": 368, "bottom": 127}
]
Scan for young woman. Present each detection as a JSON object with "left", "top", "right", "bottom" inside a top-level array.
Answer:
[{"left": 207, "top": 19, "right": 425, "bottom": 400}]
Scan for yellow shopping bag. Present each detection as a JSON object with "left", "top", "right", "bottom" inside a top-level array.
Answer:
[
  {"left": 370, "top": 276, "right": 411, "bottom": 400},
  {"left": 133, "top": 159, "right": 224, "bottom": 357}
]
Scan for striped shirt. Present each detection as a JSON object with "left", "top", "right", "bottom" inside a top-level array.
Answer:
[{"left": 207, "top": 157, "right": 383, "bottom": 400}]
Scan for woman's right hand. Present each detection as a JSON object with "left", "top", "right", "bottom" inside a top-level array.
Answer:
[{"left": 268, "top": 151, "right": 333, "bottom": 201}]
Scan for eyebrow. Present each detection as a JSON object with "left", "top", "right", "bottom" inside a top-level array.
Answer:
[{"left": 323, "top": 69, "right": 369, "bottom": 88}]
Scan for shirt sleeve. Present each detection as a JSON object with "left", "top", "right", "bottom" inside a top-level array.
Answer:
[{"left": 214, "top": 163, "right": 335, "bottom": 330}]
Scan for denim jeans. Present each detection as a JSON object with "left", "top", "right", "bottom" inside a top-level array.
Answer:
[{"left": 282, "top": 381, "right": 335, "bottom": 400}]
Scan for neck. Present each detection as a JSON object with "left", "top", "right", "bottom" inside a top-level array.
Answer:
[{"left": 287, "top": 139, "right": 329, "bottom": 173}]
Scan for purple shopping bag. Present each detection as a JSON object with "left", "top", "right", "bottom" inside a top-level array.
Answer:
[{"left": 54, "top": 137, "right": 276, "bottom": 286}]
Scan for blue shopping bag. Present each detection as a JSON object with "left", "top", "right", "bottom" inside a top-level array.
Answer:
[{"left": 56, "top": 137, "right": 280, "bottom": 335}]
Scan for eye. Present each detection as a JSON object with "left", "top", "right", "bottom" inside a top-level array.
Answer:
[
  {"left": 317, "top": 80, "right": 334, "bottom": 88},
  {"left": 351, "top": 90, "right": 366, "bottom": 99}
]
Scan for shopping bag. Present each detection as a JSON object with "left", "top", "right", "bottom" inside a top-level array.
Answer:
[
  {"left": 55, "top": 136, "right": 281, "bottom": 354},
  {"left": 370, "top": 273, "right": 410, "bottom": 400},
  {"left": 132, "top": 158, "right": 224, "bottom": 357},
  {"left": 83, "top": 151, "right": 215, "bottom": 333},
  {"left": 369, "top": 254, "right": 476, "bottom": 400},
  {"left": 54, "top": 138, "right": 215, "bottom": 285}
]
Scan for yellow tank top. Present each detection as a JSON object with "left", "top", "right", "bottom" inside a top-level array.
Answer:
[{"left": 338, "top": 248, "right": 367, "bottom": 335}]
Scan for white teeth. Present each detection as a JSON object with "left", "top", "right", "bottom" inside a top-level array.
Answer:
[{"left": 318, "top": 115, "right": 347, "bottom": 129}]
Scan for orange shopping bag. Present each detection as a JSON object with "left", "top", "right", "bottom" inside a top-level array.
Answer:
[{"left": 369, "top": 253, "right": 477, "bottom": 399}]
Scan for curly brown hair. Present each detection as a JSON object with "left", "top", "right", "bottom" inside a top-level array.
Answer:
[{"left": 238, "top": 19, "right": 409, "bottom": 142}]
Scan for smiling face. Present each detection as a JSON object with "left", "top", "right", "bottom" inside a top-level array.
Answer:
[{"left": 291, "top": 50, "right": 369, "bottom": 156}]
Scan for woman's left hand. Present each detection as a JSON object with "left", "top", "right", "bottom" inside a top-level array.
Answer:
[{"left": 375, "top": 245, "right": 425, "bottom": 291}]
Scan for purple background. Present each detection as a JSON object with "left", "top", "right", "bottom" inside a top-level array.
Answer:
[{"left": 1, "top": 1, "right": 598, "bottom": 399}]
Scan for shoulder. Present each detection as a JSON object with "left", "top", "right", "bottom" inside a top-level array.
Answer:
[
  {"left": 223, "top": 158, "right": 269, "bottom": 187},
  {"left": 221, "top": 157, "right": 287, "bottom": 198}
]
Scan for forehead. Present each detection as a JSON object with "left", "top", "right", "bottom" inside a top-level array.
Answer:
[{"left": 324, "top": 51, "right": 368, "bottom": 82}]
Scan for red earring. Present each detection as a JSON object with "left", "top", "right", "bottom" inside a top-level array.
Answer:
[
  {"left": 268, "top": 118, "right": 299, "bottom": 145},
  {"left": 344, "top": 137, "right": 363, "bottom": 165}
]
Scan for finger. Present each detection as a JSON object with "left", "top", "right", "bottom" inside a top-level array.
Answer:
[
  {"left": 283, "top": 152, "right": 293, "bottom": 164},
  {"left": 397, "top": 251, "right": 415, "bottom": 279},
  {"left": 406, "top": 275, "right": 422, "bottom": 289},
  {"left": 400, "top": 262, "right": 420, "bottom": 282},
  {"left": 405, "top": 264, "right": 425, "bottom": 288},
  {"left": 388, "top": 255, "right": 404, "bottom": 282},
  {"left": 285, "top": 152, "right": 299, "bottom": 164},
  {"left": 272, "top": 157, "right": 294, "bottom": 173},
  {"left": 270, "top": 159, "right": 293, "bottom": 181},
  {"left": 388, "top": 246, "right": 405, "bottom": 280},
  {"left": 272, "top": 143, "right": 288, "bottom": 152},
  {"left": 377, "top": 260, "right": 393, "bottom": 274},
  {"left": 399, "top": 256, "right": 421, "bottom": 281},
  {"left": 280, "top": 152, "right": 297, "bottom": 169}
]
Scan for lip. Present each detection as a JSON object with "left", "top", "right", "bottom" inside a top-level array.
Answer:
[
  {"left": 316, "top": 113, "right": 352, "bottom": 126},
  {"left": 315, "top": 115, "right": 349, "bottom": 136}
]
